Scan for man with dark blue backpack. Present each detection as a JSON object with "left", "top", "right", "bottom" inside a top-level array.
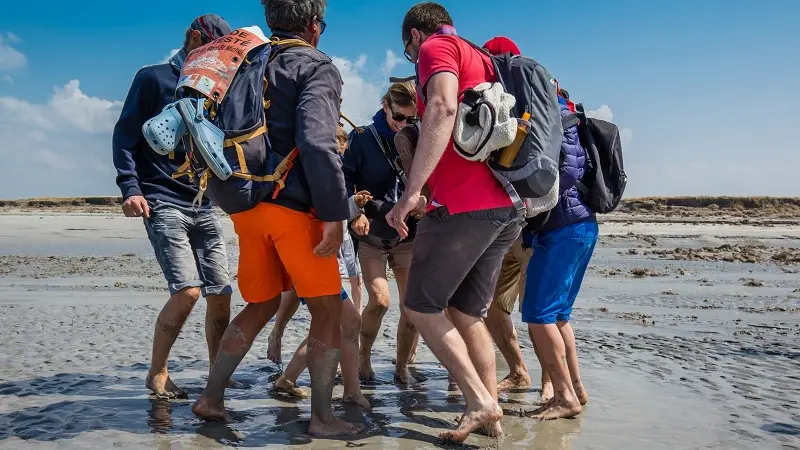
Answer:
[{"left": 112, "top": 14, "right": 233, "bottom": 399}]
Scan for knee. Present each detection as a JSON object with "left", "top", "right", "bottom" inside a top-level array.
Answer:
[
  {"left": 342, "top": 316, "right": 362, "bottom": 342},
  {"left": 364, "top": 296, "right": 390, "bottom": 317},
  {"left": 175, "top": 287, "right": 201, "bottom": 303}
]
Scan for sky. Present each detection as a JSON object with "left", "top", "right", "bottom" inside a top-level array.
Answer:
[{"left": 0, "top": 0, "right": 798, "bottom": 199}]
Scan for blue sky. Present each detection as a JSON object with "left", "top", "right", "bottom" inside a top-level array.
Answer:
[{"left": 0, "top": 0, "right": 798, "bottom": 199}]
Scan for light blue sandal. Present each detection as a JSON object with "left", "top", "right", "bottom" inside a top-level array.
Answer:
[
  {"left": 142, "top": 101, "right": 187, "bottom": 155},
  {"left": 175, "top": 98, "right": 232, "bottom": 181}
]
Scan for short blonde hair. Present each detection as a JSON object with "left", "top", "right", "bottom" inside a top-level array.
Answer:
[{"left": 382, "top": 81, "right": 416, "bottom": 108}]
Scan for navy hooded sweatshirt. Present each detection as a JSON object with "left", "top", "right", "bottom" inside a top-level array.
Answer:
[{"left": 112, "top": 63, "right": 208, "bottom": 208}]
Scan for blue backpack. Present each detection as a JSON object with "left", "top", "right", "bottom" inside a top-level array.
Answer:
[{"left": 142, "top": 26, "right": 312, "bottom": 214}]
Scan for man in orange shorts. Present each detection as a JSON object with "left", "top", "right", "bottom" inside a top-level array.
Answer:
[{"left": 192, "top": 0, "right": 362, "bottom": 438}]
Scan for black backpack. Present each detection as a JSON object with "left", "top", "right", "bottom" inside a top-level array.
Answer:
[{"left": 562, "top": 104, "right": 627, "bottom": 213}]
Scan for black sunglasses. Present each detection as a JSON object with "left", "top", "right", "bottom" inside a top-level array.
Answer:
[
  {"left": 391, "top": 108, "right": 419, "bottom": 124},
  {"left": 403, "top": 37, "right": 413, "bottom": 63},
  {"left": 318, "top": 18, "right": 327, "bottom": 34}
]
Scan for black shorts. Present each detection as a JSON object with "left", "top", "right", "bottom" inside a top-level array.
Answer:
[{"left": 404, "top": 206, "right": 521, "bottom": 318}]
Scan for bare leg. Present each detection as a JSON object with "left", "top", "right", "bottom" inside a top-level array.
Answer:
[
  {"left": 306, "top": 294, "right": 363, "bottom": 437},
  {"left": 147, "top": 287, "right": 201, "bottom": 399},
  {"left": 527, "top": 324, "right": 581, "bottom": 420},
  {"left": 359, "top": 257, "right": 390, "bottom": 382},
  {"left": 449, "top": 307, "right": 504, "bottom": 437},
  {"left": 267, "top": 290, "right": 301, "bottom": 364},
  {"left": 557, "top": 321, "right": 588, "bottom": 405},
  {"left": 485, "top": 304, "right": 531, "bottom": 392},
  {"left": 406, "top": 308, "right": 502, "bottom": 443},
  {"left": 341, "top": 299, "right": 369, "bottom": 408},
  {"left": 274, "top": 337, "right": 309, "bottom": 398},
  {"left": 349, "top": 276, "right": 363, "bottom": 312},
  {"left": 528, "top": 326, "right": 553, "bottom": 402},
  {"left": 393, "top": 268, "right": 419, "bottom": 385},
  {"left": 192, "top": 298, "right": 281, "bottom": 422},
  {"left": 205, "top": 294, "right": 231, "bottom": 372}
]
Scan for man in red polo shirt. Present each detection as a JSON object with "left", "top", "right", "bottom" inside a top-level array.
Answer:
[{"left": 387, "top": 2, "right": 522, "bottom": 443}]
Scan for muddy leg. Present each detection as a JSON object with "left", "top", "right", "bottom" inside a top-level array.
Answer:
[
  {"left": 527, "top": 324, "right": 581, "bottom": 420},
  {"left": 267, "top": 290, "right": 301, "bottom": 364},
  {"left": 359, "top": 256, "right": 390, "bottom": 382},
  {"left": 147, "top": 287, "right": 201, "bottom": 399},
  {"left": 557, "top": 321, "right": 588, "bottom": 405},
  {"left": 341, "top": 299, "right": 369, "bottom": 408},
  {"left": 274, "top": 337, "right": 309, "bottom": 398},
  {"left": 528, "top": 326, "right": 553, "bottom": 402},
  {"left": 486, "top": 303, "right": 531, "bottom": 392}
]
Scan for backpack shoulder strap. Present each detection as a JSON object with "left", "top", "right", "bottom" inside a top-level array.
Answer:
[{"left": 367, "top": 124, "right": 408, "bottom": 187}]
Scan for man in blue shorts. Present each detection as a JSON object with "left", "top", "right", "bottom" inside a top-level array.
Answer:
[{"left": 523, "top": 89, "right": 597, "bottom": 420}]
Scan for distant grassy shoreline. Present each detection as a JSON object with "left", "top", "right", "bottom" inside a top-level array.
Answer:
[{"left": 1, "top": 196, "right": 798, "bottom": 211}]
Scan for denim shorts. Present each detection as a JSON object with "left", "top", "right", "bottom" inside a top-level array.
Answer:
[
  {"left": 143, "top": 200, "right": 232, "bottom": 297},
  {"left": 405, "top": 206, "right": 521, "bottom": 318},
  {"left": 522, "top": 219, "right": 598, "bottom": 324},
  {"left": 337, "top": 222, "right": 361, "bottom": 278}
]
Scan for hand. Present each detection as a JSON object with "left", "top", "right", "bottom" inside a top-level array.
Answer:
[
  {"left": 354, "top": 190, "right": 372, "bottom": 208},
  {"left": 351, "top": 214, "right": 370, "bottom": 236},
  {"left": 122, "top": 195, "right": 150, "bottom": 219},
  {"left": 386, "top": 190, "right": 421, "bottom": 239},
  {"left": 313, "top": 221, "right": 343, "bottom": 257},
  {"left": 410, "top": 195, "right": 428, "bottom": 219}
]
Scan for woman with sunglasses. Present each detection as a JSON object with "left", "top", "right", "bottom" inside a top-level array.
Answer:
[{"left": 342, "top": 81, "right": 426, "bottom": 385}]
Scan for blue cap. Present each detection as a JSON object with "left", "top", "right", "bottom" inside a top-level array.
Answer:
[{"left": 190, "top": 14, "right": 232, "bottom": 42}]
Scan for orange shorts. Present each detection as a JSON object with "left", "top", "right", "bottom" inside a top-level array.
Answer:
[{"left": 230, "top": 202, "right": 341, "bottom": 303}]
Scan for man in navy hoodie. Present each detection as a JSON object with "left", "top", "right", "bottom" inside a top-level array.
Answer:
[{"left": 112, "top": 14, "right": 233, "bottom": 399}]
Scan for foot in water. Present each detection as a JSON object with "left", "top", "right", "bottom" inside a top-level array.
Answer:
[
  {"left": 440, "top": 402, "right": 503, "bottom": 443},
  {"left": 574, "top": 382, "right": 589, "bottom": 405},
  {"left": 308, "top": 417, "right": 364, "bottom": 437},
  {"left": 342, "top": 391, "right": 371, "bottom": 409},
  {"left": 394, "top": 368, "right": 419, "bottom": 386},
  {"left": 146, "top": 372, "right": 187, "bottom": 399},
  {"left": 359, "top": 364, "right": 376, "bottom": 384},
  {"left": 273, "top": 377, "right": 307, "bottom": 398},
  {"left": 529, "top": 396, "right": 581, "bottom": 420},
  {"left": 540, "top": 380, "right": 554, "bottom": 403},
  {"left": 267, "top": 331, "right": 282, "bottom": 365},
  {"left": 192, "top": 396, "right": 232, "bottom": 423},
  {"left": 497, "top": 372, "right": 532, "bottom": 393}
]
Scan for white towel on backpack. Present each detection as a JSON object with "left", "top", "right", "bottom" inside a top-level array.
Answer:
[{"left": 453, "top": 82, "right": 517, "bottom": 162}]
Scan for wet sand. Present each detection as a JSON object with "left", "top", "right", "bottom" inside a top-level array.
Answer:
[{"left": 0, "top": 209, "right": 799, "bottom": 449}]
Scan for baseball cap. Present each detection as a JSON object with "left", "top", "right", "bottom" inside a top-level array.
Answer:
[
  {"left": 190, "top": 14, "right": 232, "bottom": 42},
  {"left": 482, "top": 36, "right": 521, "bottom": 56}
]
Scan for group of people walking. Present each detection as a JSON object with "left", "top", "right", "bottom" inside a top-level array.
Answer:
[{"left": 112, "top": 0, "right": 598, "bottom": 442}]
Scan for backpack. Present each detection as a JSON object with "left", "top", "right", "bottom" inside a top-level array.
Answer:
[
  {"left": 165, "top": 27, "right": 312, "bottom": 214},
  {"left": 460, "top": 39, "right": 563, "bottom": 220},
  {"left": 562, "top": 104, "right": 627, "bottom": 213}
]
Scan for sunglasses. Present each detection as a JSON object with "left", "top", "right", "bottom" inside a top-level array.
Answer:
[
  {"left": 318, "top": 18, "right": 327, "bottom": 34},
  {"left": 403, "top": 37, "right": 413, "bottom": 63},
  {"left": 391, "top": 108, "right": 419, "bottom": 124}
]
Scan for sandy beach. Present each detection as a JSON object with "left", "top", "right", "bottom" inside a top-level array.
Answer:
[{"left": 0, "top": 198, "right": 798, "bottom": 449}]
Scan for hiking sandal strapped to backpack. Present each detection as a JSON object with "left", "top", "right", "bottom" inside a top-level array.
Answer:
[{"left": 143, "top": 26, "right": 313, "bottom": 214}]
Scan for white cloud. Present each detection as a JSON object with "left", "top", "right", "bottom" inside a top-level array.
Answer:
[
  {"left": 586, "top": 104, "right": 633, "bottom": 146},
  {"left": 0, "top": 32, "right": 27, "bottom": 71},
  {"left": 381, "top": 49, "right": 405, "bottom": 75},
  {"left": 160, "top": 48, "right": 181, "bottom": 64},
  {"left": 332, "top": 54, "right": 384, "bottom": 128},
  {"left": 0, "top": 80, "right": 122, "bottom": 198}
]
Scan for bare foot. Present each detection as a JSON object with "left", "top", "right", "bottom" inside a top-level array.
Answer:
[
  {"left": 226, "top": 378, "right": 245, "bottom": 389},
  {"left": 273, "top": 377, "right": 307, "bottom": 398},
  {"left": 308, "top": 417, "right": 364, "bottom": 437},
  {"left": 439, "top": 402, "right": 503, "bottom": 443},
  {"left": 497, "top": 372, "right": 532, "bottom": 393},
  {"left": 267, "top": 331, "right": 282, "bottom": 364},
  {"left": 342, "top": 391, "right": 371, "bottom": 409},
  {"left": 192, "top": 395, "right": 232, "bottom": 422},
  {"left": 540, "top": 381, "right": 554, "bottom": 403},
  {"left": 447, "top": 374, "right": 459, "bottom": 392},
  {"left": 394, "top": 368, "right": 419, "bottom": 386},
  {"left": 146, "top": 372, "right": 187, "bottom": 399},
  {"left": 574, "top": 383, "right": 589, "bottom": 405},
  {"left": 530, "top": 397, "right": 581, "bottom": 420},
  {"left": 359, "top": 365, "right": 376, "bottom": 384},
  {"left": 457, "top": 416, "right": 504, "bottom": 438}
]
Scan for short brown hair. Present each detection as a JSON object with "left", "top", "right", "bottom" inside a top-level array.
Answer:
[
  {"left": 382, "top": 81, "right": 416, "bottom": 109},
  {"left": 402, "top": 2, "right": 453, "bottom": 42}
]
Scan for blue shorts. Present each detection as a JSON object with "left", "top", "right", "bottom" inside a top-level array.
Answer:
[
  {"left": 299, "top": 287, "right": 349, "bottom": 305},
  {"left": 522, "top": 219, "right": 598, "bottom": 324},
  {"left": 144, "top": 200, "right": 232, "bottom": 297}
]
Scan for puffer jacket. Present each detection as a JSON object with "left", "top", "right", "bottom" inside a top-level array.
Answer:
[{"left": 537, "top": 97, "right": 595, "bottom": 233}]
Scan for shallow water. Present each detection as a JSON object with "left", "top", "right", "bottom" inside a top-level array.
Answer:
[{"left": 0, "top": 214, "right": 798, "bottom": 449}]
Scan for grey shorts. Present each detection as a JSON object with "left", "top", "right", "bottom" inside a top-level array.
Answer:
[
  {"left": 337, "top": 225, "right": 361, "bottom": 278},
  {"left": 404, "top": 206, "right": 521, "bottom": 318},
  {"left": 144, "top": 200, "right": 232, "bottom": 296}
]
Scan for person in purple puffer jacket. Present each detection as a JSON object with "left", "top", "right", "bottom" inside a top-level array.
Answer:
[{"left": 521, "top": 89, "right": 598, "bottom": 420}]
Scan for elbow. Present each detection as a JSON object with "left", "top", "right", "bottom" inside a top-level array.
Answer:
[{"left": 428, "top": 95, "right": 458, "bottom": 119}]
